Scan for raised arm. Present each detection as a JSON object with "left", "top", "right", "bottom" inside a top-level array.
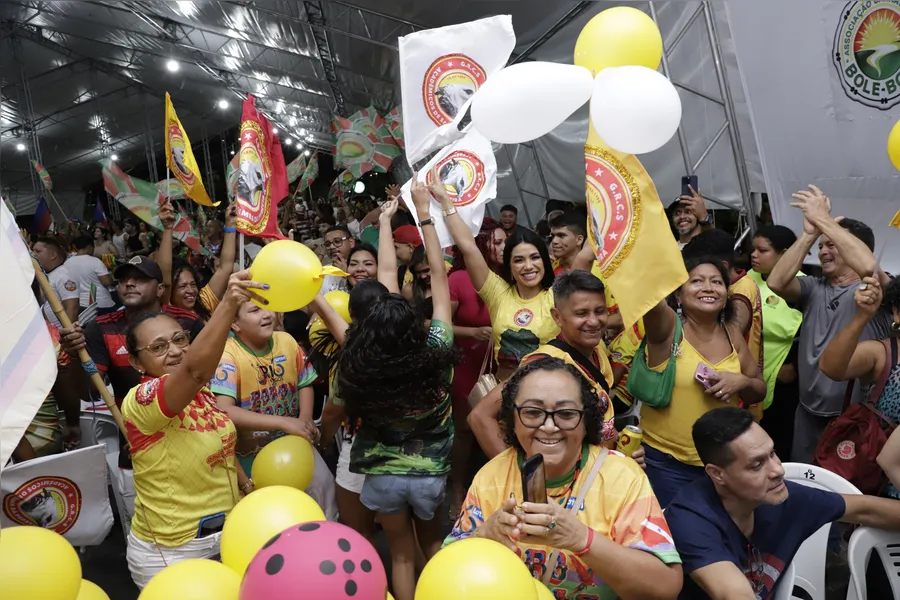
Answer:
[
  {"left": 422, "top": 167, "right": 451, "bottom": 324},
  {"left": 161, "top": 271, "right": 267, "bottom": 415},
  {"left": 820, "top": 276, "right": 886, "bottom": 382},
  {"left": 206, "top": 203, "right": 237, "bottom": 300},
  {"left": 158, "top": 202, "right": 175, "bottom": 304},
  {"left": 642, "top": 298, "right": 677, "bottom": 367},
  {"left": 309, "top": 295, "right": 350, "bottom": 346},
  {"left": 431, "top": 175, "right": 491, "bottom": 291},
  {"left": 467, "top": 382, "right": 509, "bottom": 459},
  {"left": 376, "top": 198, "right": 402, "bottom": 294}
]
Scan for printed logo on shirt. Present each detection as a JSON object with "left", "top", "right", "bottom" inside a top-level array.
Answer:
[
  {"left": 136, "top": 378, "right": 160, "bottom": 406},
  {"left": 765, "top": 295, "right": 781, "bottom": 306},
  {"left": 273, "top": 354, "right": 287, "bottom": 364},
  {"left": 64, "top": 280, "right": 77, "bottom": 292},
  {"left": 832, "top": 1, "right": 900, "bottom": 111},
  {"left": 115, "top": 346, "right": 129, "bottom": 356},
  {"left": 837, "top": 439, "right": 857, "bottom": 460},
  {"left": 3, "top": 476, "right": 82, "bottom": 535},
  {"left": 423, "top": 54, "right": 487, "bottom": 126},
  {"left": 513, "top": 308, "right": 534, "bottom": 327}
]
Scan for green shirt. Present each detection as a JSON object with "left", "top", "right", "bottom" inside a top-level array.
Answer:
[{"left": 350, "top": 319, "right": 455, "bottom": 476}]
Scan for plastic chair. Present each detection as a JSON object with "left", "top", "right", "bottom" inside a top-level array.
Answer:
[
  {"left": 773, "top": 561, "right": 796, "bottom": 600},
  {"left": 782, "top": 463, "right": 861, "bottom": 600},
  {"left": 847, "top": 526, "right": 900, "bottom": 600}
]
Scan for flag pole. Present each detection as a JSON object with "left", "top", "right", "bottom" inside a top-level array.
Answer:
[
  {"left": 238, "top": 233, "right": 245, "bottom": 270},
  {"left": 45, "top": 188, "right": 69, "bottom": 222},
  {"left": 30, "top": 256, "right": 126, "bottom": 434}
]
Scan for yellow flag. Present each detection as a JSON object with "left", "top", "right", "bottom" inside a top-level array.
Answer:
[
  {"left": 891, "top": 209, "right": 900, "bottom": 229},
  {"left": 164, "top": 93, "right": 218, "bottom": 206},
  {"left": 585, "top": 125, "right": 687, "bottom": 327}
]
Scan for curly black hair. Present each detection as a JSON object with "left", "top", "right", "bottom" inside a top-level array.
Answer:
[
  {"left": 677, "top": 255, "right": 735, "bottom": 325},
  {"left": 884, "top": 276, "right": 900, "bottom": 311},
  {"left": 336, "top": 293, "right": 459, "bottom": 432},
  {"left": 498, "top": 357, "right": 606, "bottom": 450}
]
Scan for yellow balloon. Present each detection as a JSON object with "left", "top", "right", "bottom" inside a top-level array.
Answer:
[
  {"left": 574, "top": 6, "right": 663, "bottom": 76},
  {"left": 533, "top": 579, "right": 555, "bottom": 600},
  {"left": 415, "top": 538, "right": 537, "bottom": 600},
  {"left": 252, "top": 435, "right": 316, "bottom": 491},
  {"left": 221, "top": 485, "right": 326, "bottom": 576},
  {"left": 250, "top": 240, "right": 324, "bottom": 312},
  {"left": 77, "top": 580, "right": 111, "bottom": 600},
  {"left": 388, "top": 594, "right": 396, "bottom": 600},
  {"left": 889, "top": 119, "right": 900, "bottom": 171},
  {"left": 0, "top": 526, "right": 81, "bottom": 600},
  {"left": 139, "top": 559, "right": 239, "bottom": 600},
  {"left": 324, "top": 290, "right": 352, "bottom": 323}
]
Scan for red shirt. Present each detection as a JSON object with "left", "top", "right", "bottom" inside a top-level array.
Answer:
[{"left": 448, "top": 270, "right": 491, "bottom": 354}]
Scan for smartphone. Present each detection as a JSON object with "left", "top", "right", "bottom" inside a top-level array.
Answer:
[
  {"left": 682, "top": 175, "right": 699, "bottom": 197},
  {"left": 197, "top": 512, "right": 226, "bottom": 538},
  {"left": 694, "top": 362, "right": 718, "bottom": 391},
  {"left": 521, "top": 453, "right": 547, "bottom": 504}
]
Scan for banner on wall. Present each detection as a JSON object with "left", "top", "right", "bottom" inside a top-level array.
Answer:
[
  {"left": 725, "top": 0, "right": 900, "bottom": 273},
  {"left": 400, "top": 129, "right": 497, "bottom": 248},
  {"left": 398, "top": 15, "right": 515, "bottom": 166}
]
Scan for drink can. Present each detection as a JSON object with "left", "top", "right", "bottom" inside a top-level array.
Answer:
[{"left": 616, "top": 425, "right": 643, "bottom": 456}]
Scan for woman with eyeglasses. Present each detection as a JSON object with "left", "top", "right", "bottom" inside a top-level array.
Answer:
[
  {"left": 121, "top": 271, "right": 263, "bottom": 589},
  {"left": 445, "top": 357, "right": 682, "bottom": 599}
]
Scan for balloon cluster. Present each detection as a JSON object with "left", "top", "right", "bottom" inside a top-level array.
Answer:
[{"left": 471, "top": 6, "right": 679, "bottom": 155}]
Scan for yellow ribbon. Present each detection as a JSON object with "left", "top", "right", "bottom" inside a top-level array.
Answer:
[{"left": 315, "top": 266, "right": 349, "bottom": 280}]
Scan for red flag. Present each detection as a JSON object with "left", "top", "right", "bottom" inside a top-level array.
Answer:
[{"left": 234, "top": 95, "right": 289, "bottom": 238}]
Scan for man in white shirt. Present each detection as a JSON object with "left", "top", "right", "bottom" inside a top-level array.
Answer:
[
  {"left": 66, "top": 236, "right": 116, "bottom": 315},
  {"left": 33, "top": 237, "right": 80, "bottom": 327}
]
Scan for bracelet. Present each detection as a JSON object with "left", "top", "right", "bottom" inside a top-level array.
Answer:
[
  {"left": 223, "top": 226, "right": 237, "bottom": 233},
  {"left": 419, "top": 218, "right": 434, "bottom": 227},
  {"left": 573, "top": 527, "right": 594, "bottom": 557},
  {"left": 240, "top": 479, "right": 254, "bottom": 493}
]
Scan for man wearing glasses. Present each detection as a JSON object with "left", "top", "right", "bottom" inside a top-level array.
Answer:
[
  {"left": 320, "top": 225, "right": 354, "bottom": 294},
  {"left": 666, "top": 407, "right": 900, "bottom": 600}
]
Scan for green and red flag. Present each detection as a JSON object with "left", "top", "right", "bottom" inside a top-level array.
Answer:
[
  {"left": 31, "top": 160, "right": 53, "bottom": 191},
  {"left": 286, "top": 153, "right": 308, "bottom": 185},
  {"left": 331, "top": 105, "right": 402, "bottom": 179},
  {"left": 297, "top": 152, "right": 319, "bottom": 194},
  {"left": 328, "top": 169, "right": 355, "bottom": 202},
  {"left": 385, "top": 106, "right": 404, "bottom": 149},
  {"left": 100, "top": 158, "right": 209, "bottom": 255}
]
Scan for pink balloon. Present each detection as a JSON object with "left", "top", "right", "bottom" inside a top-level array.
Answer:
[{"left": 240, "top": 521, "right": 388, "bottom": 600}]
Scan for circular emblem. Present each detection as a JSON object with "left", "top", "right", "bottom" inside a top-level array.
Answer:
[
  {"left": 833, "top": 1, "right": 900, "bottom": 110},
  {"left": 513, "top": 308, "right": 534, "bottom": 327},
  {"left": 765, "top": 295, "right": 781, "bottom": 306},
  {"left": 837, "top": 439, "right": 857, "bottom": 460},
  {"left": 3, "top": 476, "right": 82, "bottom": 534},
  {"left": 424, "top": 150, "right": 486, "bottom": 207},
  {"left": 584, "top": 147, "right": 641, "bottom": 277},
  {"left": 167, "top": 124, "right": 194, "bottom": 183},
  {"left": 422, "top": 54, "right": 487, "bottom": 126},
  {"left": 334, "top": 130, "right": 375, "bottom": 166},
  {"left": 64, "top": 280, "right": 77, "bottom": 292}
]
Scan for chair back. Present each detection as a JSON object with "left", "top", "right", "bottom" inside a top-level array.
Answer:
[
  {"left": 772, "top": 561, "right": 796, "bottom": 600},
  {"left": 847, "top": 526, "right": 900, "bottom": 600},
  {"left": 782, "top": 463, "right": 861, "bottom": 600}
]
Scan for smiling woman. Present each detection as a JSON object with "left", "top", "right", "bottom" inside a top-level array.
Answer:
[{"left": 445, "top": 357, "right": 683, "bottom": 600}]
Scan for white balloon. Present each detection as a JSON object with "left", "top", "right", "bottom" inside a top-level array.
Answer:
[
  {"left": 472, "top": 62, "right": 594, "bottom": 144},
  {"left": 589, "top": 66, "right": 682, "bottom": 155}
]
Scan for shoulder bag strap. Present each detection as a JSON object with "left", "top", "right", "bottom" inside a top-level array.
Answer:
[
  {"left": 477, "top": 340, "right": 493, "bottom": 376},
  {"left": 867, "top": 337, "right": 899, "bottom": 407},
  {"left": 540, "top": 448, "right": 609, "bottom": 586},
  {"left": 547, "top": 339, "right": 610, "bottom": 393}
]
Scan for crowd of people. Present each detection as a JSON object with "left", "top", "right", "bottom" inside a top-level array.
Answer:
[{"left": 15, "top": 175, "right": 900, "bottom": 600}]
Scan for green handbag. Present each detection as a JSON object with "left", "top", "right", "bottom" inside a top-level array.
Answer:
[{"left": 626, "top": 316, "right": 683, "bottom": 408}]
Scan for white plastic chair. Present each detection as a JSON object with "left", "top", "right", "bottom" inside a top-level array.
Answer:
[
  {"left": 782, "top": 462, "right": 861, "bottom": 600},
  {"left": 847, "top": 526, "right": 900, "bottom": 600},
  {"left": 773, "top": 561, "right": 796, "bottom": 600}
]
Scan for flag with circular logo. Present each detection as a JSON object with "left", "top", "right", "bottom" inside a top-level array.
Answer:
[
  {"left": 585, "top": 125, "right": 688, "bottom": 328},
  {"left": 164, "top": 93, "right": 218, "bottom": 206},
  {"left": 399, "top": 129, "right": 497, "bottom": 248},
  {"left": 398, "top": 15, "right": 515, "bottom": 165},
  {"left": 331, "top": 105, "right": 402, "bottom": 178},
  {"left": 832, "top": 1, "right": 900, "bottom": 110}
]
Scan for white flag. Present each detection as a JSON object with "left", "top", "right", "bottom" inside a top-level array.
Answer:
[
  {"left": 0, "top": 201, "right": 57, "bottom": 469},
  {"left": 1, "top": 444, "right": 114, "bottom": 546},
  {"left": 401, "top": 129, "right": 497, "bottom": 249},
  {"left": 399, "top": 15, "right": 515, "bottom": 165}
]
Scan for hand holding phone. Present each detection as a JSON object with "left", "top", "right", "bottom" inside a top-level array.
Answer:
[
  {"left": 694, "top": 362, "right": 718, "bottom": 391},
  {"left": 521, "top": 454, "right": 547, "bottom": 504},
  {"left": 681, "top": 175, "right": 699, "bottom": 198}
]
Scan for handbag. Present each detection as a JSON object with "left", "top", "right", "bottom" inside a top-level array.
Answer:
[
  {"left": 540, "top": 448, "right": 609, "bottom": 586},
  {"left": 626, "top": 315, "right": 683, "bottom": 409},
  {"left": 467, "top": 342, "right": 499, "bottom": 409}
]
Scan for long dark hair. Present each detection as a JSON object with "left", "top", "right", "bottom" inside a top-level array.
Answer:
[
  {"left": 450, "top": 217, "right": 502, "bottom": 274},
  {"left": 346, "top": 243, "right": 378, "bottom": 289},
  {"left": 500, "top": 228, "right": 555, "bottom": 290},
  {"left": 336, "top": 293, "right": 458, "bottom": 432},
  {"left": 171, "top": 260, "right": 211, "bottom": 322},
  {"left": 679, "top": 255, "right": 735, "bottom": 325}
]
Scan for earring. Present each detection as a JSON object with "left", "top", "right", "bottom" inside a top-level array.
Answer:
[
  {"left": 676, "top": 303, "right": 683, "bottom": 317},
  {"left": 719, "top": 311, "right": 726, "bottom": 325},
  {"left": 891, "top": 321, "right": 900, "bottom": 334}
]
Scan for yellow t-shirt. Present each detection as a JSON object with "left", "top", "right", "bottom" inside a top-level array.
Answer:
[
  {"left": 609, "top": 320, "right": 645, "bottom": 406},
  {"left": 522, "top": 340, "right": 616, "bottom": 443},
  {"left": 445, "top": 445, "right": 680, "bottom": 598},
  {"left": 730, "top": 272, "right": 764, "bottom": 420},
  {"left": 552, "top": 260, "right": 619, "bottom": 314},
  {"left": 477, "top": 271, "right": 558, "bottom": 373},
  {"left": 210, "top": 332, "right": 318, "bottom": 456},
  {"left": 640, "top": 336, "right": 742, "bottom": 466},
  {"left": 123, "top": 375, "right": 239, "bottom": 547},
  {"left": 199, "top": 284, "right": 220, "bottom": 318}
]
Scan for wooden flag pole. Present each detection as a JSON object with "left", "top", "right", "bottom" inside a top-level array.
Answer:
[
  {"left": 31, "top": 257, "right": 126, "bottom": 434},
  {"left": 44, "top": 188, "right": 69, "bottom": 223}
]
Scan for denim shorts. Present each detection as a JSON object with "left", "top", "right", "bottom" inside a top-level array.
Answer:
[{"left": 360, "top": 474, "right": 447, "bottom": 520}]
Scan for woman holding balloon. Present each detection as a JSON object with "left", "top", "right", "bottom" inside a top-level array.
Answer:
[{"left": 121, "top": 271, "right": 263, "bottom": 588}]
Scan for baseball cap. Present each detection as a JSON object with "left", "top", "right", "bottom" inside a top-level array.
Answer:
[
  {"left": 393, "top": 225, "right": 423, "bottom": 247},
  {"left": 114, "top": 256, "right": 163, "bottom": 282}
]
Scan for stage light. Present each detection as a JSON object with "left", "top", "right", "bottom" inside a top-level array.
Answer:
[
  {"left": 218, "top": 99, "right": 229, "bottom": 110},
  {"left": 15, "top": 142, "right": 25, "bottom": 151},
  {"left": 110, "top": 153, "right": 119, "bottom": 161},
  {"left": 166, "top": 59, "right": 180, "bottom": 72},
  {"left": 354, "top": 181, "right": 366, "bottom": 194}
]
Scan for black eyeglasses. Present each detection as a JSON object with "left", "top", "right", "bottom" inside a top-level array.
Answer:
[
  {"left": 324, "top": 236, "right": 349, "bottom": 248},
  {"left": 514, "top": 405, "right": 585, "bottom": 430}
]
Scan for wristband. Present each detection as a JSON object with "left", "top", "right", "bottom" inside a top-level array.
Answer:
[
  {"left": 573, "top": 527, "right": 594, "bottom": 557},
  {"left": 419, "top": 218, "right": 434, "bottom": 227},
  {"left": 224, "top": 226, "right": 237, "bottom": 233}
]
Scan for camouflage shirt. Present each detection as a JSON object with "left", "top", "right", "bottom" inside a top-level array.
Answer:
[{"left": 349, "top": 320, "right": 454, "bottom": 476}]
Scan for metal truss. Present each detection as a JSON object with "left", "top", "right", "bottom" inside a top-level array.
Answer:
[
  {"left": 304, "top": 1, "right": 346, "bottom": 117},
  {"left": 500, "top": 143, "right": 552, "bottom": 228}
]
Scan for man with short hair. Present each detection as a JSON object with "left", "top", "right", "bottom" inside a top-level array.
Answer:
[
  {"left": 321, "top": 224, "right": 354, "bottom": 295},
  {"left": 33, "top": 236, "right": 80, "bottom": 326},
  {"left": 668, "top": 185, "right": 712, "bottom": 249},
  {"left": 499, "top": 204, "right": 527, "bottom": 237},
  {"left": 66, "top": 236, "right": 116, "bottom": 316},
  {"left": 768, "top": 185, "right": 892, "bottom": 461},
  {"left": 666, "top": 407, "right": 900, "bottom": 600},
  {"left": 549, "top": 211, "right": 586, "bottom": 275}
]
